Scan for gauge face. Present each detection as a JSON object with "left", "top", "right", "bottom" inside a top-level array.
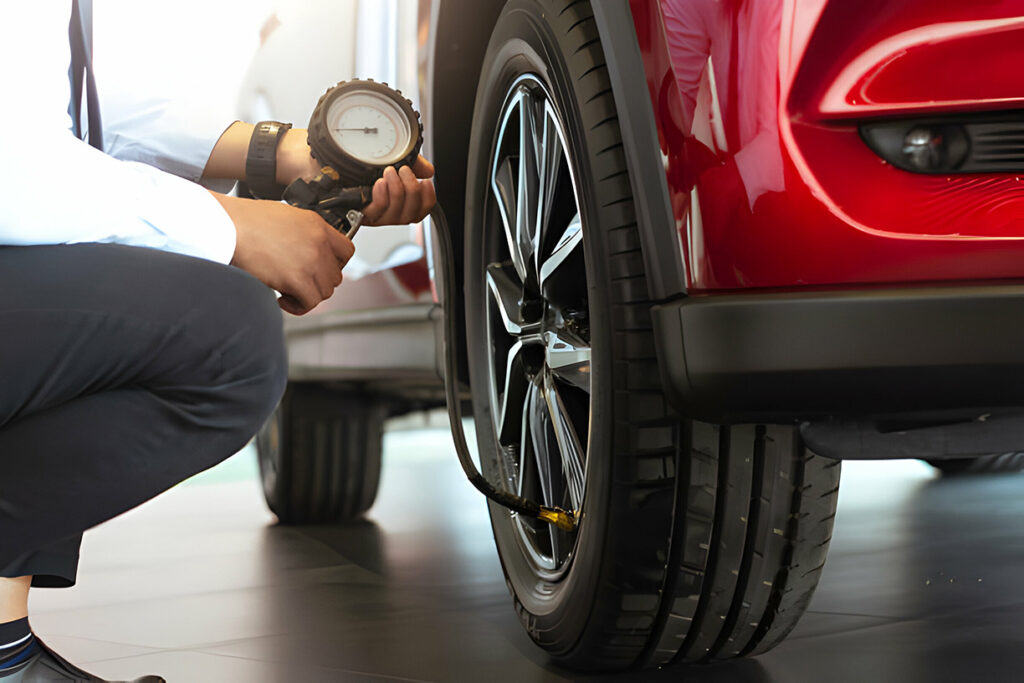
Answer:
[{"left": 326, "top": 92, "right": 412, "bottom": 166}]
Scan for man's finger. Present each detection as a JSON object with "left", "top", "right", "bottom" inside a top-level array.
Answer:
[
  {"left": 412, "top": 155, "right": 435, "bottom": 179},
  {"left": 324, "top": 226, "right": 355, "bottom": 265},
  {"left": 362, "top": 177, "right": 389, "bottom": 224},
  {"left": 398, "top": 166, "right": 421, "bottom": 224},
  {"left": 382, "top": 166, "right": 406, "bottom": 225},
  {"left": 279, "top": 294, "right": 310, "bottom": 316}
]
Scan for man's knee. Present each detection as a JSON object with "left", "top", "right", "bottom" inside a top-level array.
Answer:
[
  {"left": 210, "top": 269, "right": 288, "bottom": 435},
  {"left": 238, "top": 274, "right": 288, "bottom": 429},
  {"left": 154, "top": 261, "right": 287, "bottom": 446}
]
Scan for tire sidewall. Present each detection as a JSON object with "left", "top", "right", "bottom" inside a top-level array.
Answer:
[{"left": 464, "top": 0, "right": 617, "bottom": 654}]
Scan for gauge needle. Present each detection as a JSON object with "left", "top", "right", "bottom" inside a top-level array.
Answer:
[{"left": 335, "top": 127, "right": 379, "bottom": 134}]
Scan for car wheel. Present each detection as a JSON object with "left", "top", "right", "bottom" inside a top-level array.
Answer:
[
  {"left": 926, "top": 453, "right": 1024, "bottom": 476},
  {"left": 463, "top": 0, "right": 841, "bottom": 670},
  {"left": 256, "top": 383, "right": 385, "bottom": 524}
]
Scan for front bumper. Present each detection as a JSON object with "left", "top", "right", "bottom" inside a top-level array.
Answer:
[{"left": 652, "top": 284, "right": 1024, "bottom": 425}]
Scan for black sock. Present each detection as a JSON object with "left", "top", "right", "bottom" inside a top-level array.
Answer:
[{"left": 0, "top": 618, "right": 39, "bottom": 675}]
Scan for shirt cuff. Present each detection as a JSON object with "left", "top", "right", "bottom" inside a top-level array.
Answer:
[{"left": 116, "top": 161, "right": 238, "bottom": 264}]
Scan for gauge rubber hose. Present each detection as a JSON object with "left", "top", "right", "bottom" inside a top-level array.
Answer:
[{"left": 431, "top": 203, "right": 577, "bottom": 532}]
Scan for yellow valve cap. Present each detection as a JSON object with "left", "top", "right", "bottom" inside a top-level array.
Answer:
[{"left": 537, "top": 507, "right": 577, "bottom": 533}]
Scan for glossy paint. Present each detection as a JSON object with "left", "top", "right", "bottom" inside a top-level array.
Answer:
[{"left": 633, "top": 0, "right": 1024, "bottom": 291}]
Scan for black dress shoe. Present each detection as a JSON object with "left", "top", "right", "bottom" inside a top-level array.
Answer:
[{"left": 0, "top": 639, "right": 163, "bottom": 682}]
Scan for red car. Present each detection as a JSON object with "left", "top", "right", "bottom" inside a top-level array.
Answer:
[{"left": 257, "top": 0, "right": 1024, "bottom": 672}]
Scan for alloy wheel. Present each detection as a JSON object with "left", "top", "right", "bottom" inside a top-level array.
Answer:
[{"left": 484, "top": 74, "right": 592, "bottom": 578}]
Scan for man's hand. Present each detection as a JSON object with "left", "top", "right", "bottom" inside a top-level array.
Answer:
[
  {"left": 277, "top": 136, "right": 436, "bottom": 227},
  {"left": 362, "top": 156, "right": 437, "bottom": 226},
  {"left": 211, "top": 193, "right": 354, "bottom": 316}
]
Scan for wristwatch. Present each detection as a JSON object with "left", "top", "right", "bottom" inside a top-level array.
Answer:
[{"left": 245, "top": 121, "right": 293, "bottom": 199}]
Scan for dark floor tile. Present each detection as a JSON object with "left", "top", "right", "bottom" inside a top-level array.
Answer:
[
  {"left": 784, "top": 610, "right": 897, "bottom": 641},
  {"left": 759, "top": 601, "right": 1024, "bottom": 683},
  {"left": 34, "top": 634, "right": 160, "bottom": 667},
  {"left": 32, "top": 588, "right": 289, "bottom": 650},
  {"left": 25, "top": 432, "right": 1024, "bottom": 682},
  {"left": 85, "top": 650, "right": 425, "bottom": 683}
]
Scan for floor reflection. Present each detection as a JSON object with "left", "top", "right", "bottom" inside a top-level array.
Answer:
[{"left": 27, "top": 424, "right": 1024, "bottom": 682}]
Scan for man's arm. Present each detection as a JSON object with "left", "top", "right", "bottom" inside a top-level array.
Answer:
[
  {"left": 201, "top": 122, "right": 436, "bottom": 315},
  {"left": 201, "top": 122, "right": 320, "bottom": 186},
  {"left": 201, "top": 121, "right": 437, "bottom": 226}
]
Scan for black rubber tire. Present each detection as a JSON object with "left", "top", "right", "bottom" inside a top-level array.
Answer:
[
  {"left": 926, "top": 453, "right": 1024, "bottom": 476},
  {"left": 256, "top": 383, "right": 385, "bottom": 524},
  {"left": 464, "top": 0, "right": 841, "bottom": 671}
]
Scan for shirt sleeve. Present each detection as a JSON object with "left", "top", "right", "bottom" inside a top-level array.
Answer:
[
  {"left": 0, "top": 3, "right": 237, "bottom": 264},
  {"left": 101, "top": 91, "right": 239, "bottom": 194},
  {"left": 0, "top": 126, "right": 238, "bottom": 263}
]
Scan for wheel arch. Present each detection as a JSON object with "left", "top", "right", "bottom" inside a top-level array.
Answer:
[
  {"left": 425, "top": 0, "right": 505, "bottom": 237},
  {"left": 429, "top": 0, "right": 685, "bottom": 294},
  {"left": 589, "top": 1, "right": 686, "bottom": 300},
  {"left": 425, "top": 0, "right": 686, "bottom": 381},
  {"left": 424, "top": 0, "right": 506, "bottom": 385}
]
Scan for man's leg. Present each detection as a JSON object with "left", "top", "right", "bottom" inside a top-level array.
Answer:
[
  {"left": 0, "top": 243, "right": 286, "bottom": 680},
  {"left": 0, "top": 578, "right": 29, "bottom": 623},
  {"left": 0, "top": 243, "right": 286, "bottom": 579}
]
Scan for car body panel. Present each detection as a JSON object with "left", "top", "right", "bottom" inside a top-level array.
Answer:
[{"left": 632, "top": 0, "right": 1024, "bottom": 292}]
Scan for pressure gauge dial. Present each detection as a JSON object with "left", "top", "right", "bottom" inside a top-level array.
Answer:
[{"left": 306, "top": 79, "right": 423, "bottom": 186}]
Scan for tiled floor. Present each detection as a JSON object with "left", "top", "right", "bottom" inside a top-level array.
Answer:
[{"left": 27, "top": 418, "right": 1024, "bottom": 682}]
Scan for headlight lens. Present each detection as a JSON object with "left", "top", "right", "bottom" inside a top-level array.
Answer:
[
  {"left": 902, "top": 127, "right": 946, "bottom": 171},
  {"left": 861, "top": 114, "right": 1024, "bottom": 174},
  {"left": 861, "top": 122, "right": 969, "bottom": 173}
]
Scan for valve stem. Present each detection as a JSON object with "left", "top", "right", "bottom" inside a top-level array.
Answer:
[{"left": 537, "top": 506, "right": 578, "bottom": 532}]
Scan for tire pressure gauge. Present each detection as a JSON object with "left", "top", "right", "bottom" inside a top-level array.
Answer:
[
  {"left": 309, "top": 79, "right": 423, "bottom": 184},
  {"left": 283, "top": 79, "right": 424, "bottom": 236}
]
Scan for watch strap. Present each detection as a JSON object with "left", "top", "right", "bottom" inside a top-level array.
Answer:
[{"left": 245, "top": 121, "right": 293, "bottom": 199}]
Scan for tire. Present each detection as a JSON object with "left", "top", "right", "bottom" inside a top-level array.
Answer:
[
  {"left": 256, "top": 383, "right": 385, "bottom": 524},
  {"left": 926, "top": 452, "right": 1024, "bottom": 476},
  {"left": 463, "top": 0, "right": 841, "bottom": 671}
]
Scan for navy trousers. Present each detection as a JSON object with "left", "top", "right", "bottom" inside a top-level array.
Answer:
[{"left": 0, "top": 243, "right": 286, "bottom": 587}]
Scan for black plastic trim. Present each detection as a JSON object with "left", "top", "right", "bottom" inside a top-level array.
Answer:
[
  {"left": 652, "top": 285, "right": 1024, "bottom": 424},
  {"left": 801, "top": 416, "right": 1024, "bottom": 461},
  {"left": 590, "top": 1, "right": 686, "bottom": 299}
]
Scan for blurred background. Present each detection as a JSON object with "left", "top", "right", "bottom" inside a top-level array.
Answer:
[{"left": 95, "top": 0, "right": 423, "bottom": 272}]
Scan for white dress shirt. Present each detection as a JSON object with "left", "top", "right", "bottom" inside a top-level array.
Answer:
[{"left": 0, "top": 3, "right": 237, "bottom": 263}]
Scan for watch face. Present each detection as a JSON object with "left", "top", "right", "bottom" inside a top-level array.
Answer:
[{"left": 326, "top": 91, "right": 413, "bottom": 166}]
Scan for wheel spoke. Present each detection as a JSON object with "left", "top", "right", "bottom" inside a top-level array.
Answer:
[
  {"left": 539, "top": 212, "right": 583, "bottom": 289},
  {"left": 524, "top": 379, "right": 557, "bottom": 509},
  {"left": 542, "top": 369, "right": 586, "bottom": 511},
  {"left": 516, "top": 86, "right": 542, "bottom": 285},
  {"left": 491, "top": 88, "right": 529, "bottom": 282},
  {"left": 545, "top": 328, "right": 591, "bottom": 394},
  {"left": 538, "top": 103, "right": 570, "bottom": 256},
  {"left": 491, "top": 155, "right": 518, "bottom": 257},
  {"left": 515, "top": 392, "right": 532, "bottom": 497},
  {"left": 493, "top": 341, "right": 529, "bottom": 445},
  {"left": 485, "top": 262, "right": 527, "bottom": 336}
]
